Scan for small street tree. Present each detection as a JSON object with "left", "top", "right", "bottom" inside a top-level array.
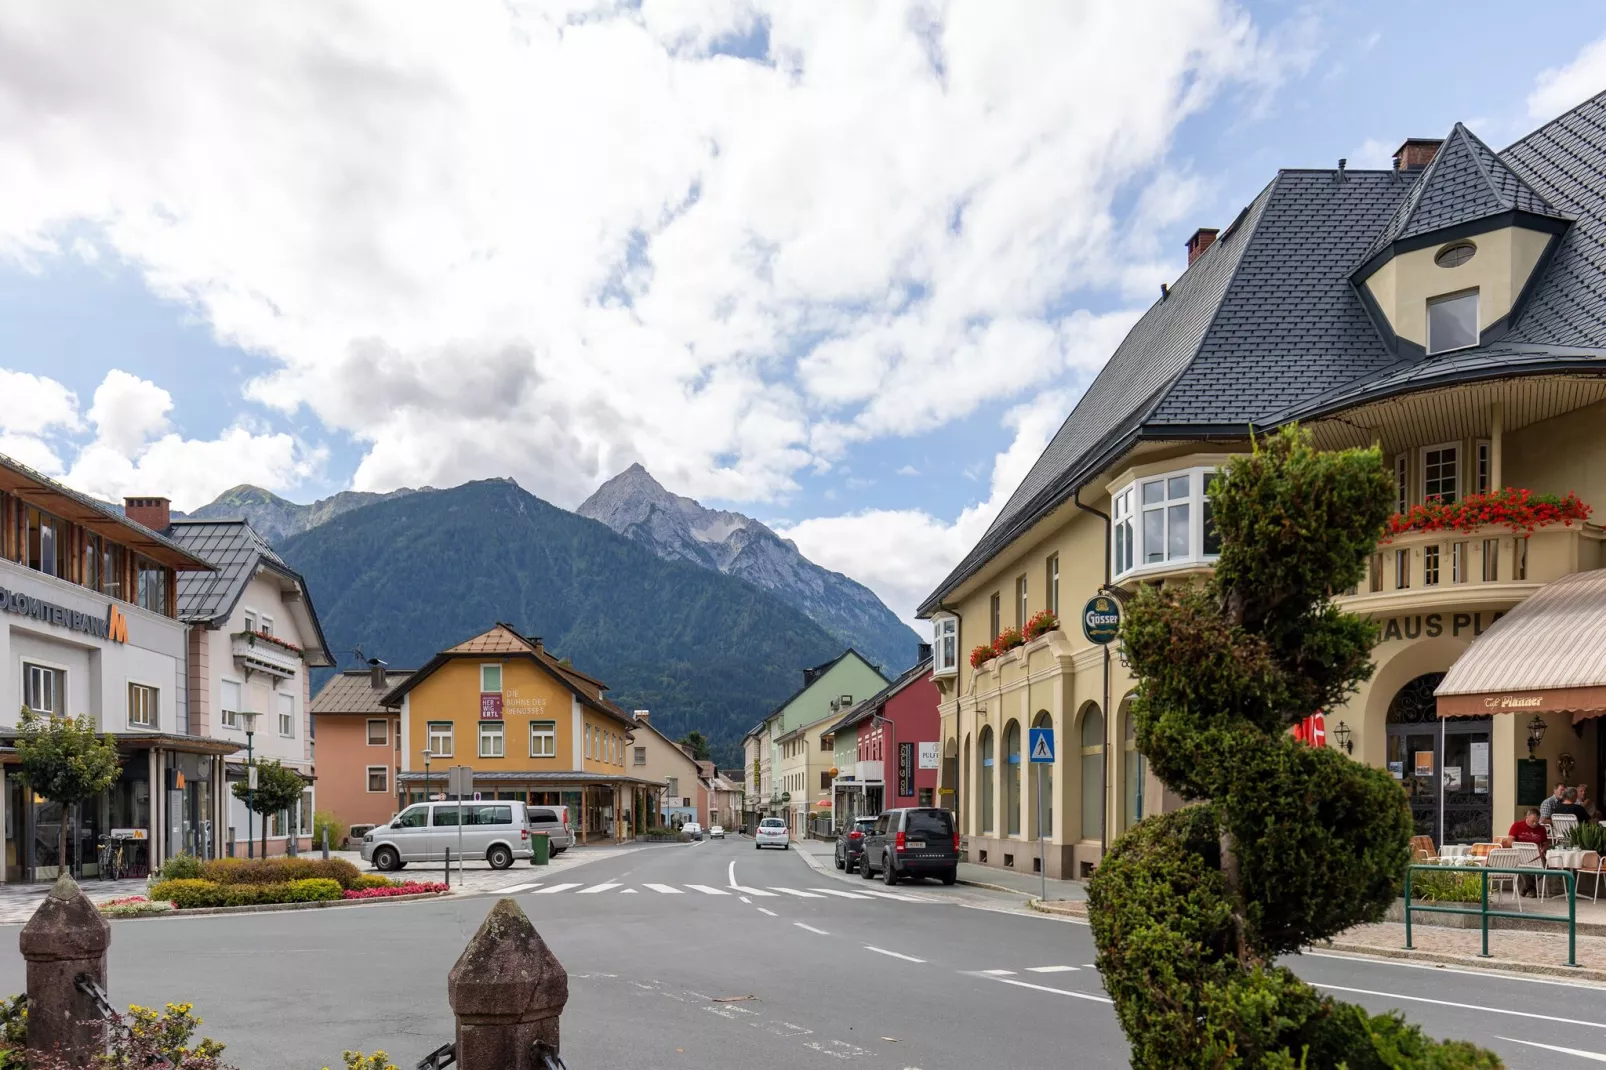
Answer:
[
  {"left": 15, "top": 708, "right": 121, "bottom": 874},
  {"left": 231, "top": 759, "right": 306, "bottom": 858},
  {"left": 1087, "top": 427, "right": 1500, "bottom": 1068},
  {"left": 677, "top": 731, "right": 712, "bottom": 762}
]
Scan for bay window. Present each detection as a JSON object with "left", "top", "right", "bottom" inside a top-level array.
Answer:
[
  {"left": 932, "top": 616, "right": 958, "bottom": 676},
  {"left": 1110, "top": 467, "right": 1222, "bottom": 580}
]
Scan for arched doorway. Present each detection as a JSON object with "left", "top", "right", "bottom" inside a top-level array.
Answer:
[
  {"left": 1079, "top": 705, "right": 1105, "bottom": 841},
  {"left": 1386, "top": 672, "right": 1492, "bottom": 845},
  {"left": 979, "top": 727, "right": 995, "bottom": 834},
  {"left": 1004, "top": 721, "right": 1022, "bottom": 836}
]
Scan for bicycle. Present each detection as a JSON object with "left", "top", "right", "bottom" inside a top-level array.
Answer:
[{"left": 97, "top": 837, "right": 128, "bottom": 881}]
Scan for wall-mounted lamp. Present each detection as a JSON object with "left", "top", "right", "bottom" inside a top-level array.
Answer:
[
  {"left": 1526, "top": 715, "right": 1547, "bottom": 757},
  {"left": 1332, "top": 720, "right": 1353, "bottom": 755}
]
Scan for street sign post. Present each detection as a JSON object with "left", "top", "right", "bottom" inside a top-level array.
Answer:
[
  {"left": 447, "top": 765, "right": 474, "bottom": 883},
  {"left": 1029, "top": 728, "right": 1055, "bottom": 902}
]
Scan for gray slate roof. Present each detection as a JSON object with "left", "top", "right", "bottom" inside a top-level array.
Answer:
[
  {"left": 921, "top": 91, "right": 1606, "bottom": 616},
  {"left": 169, "top": 520, "right": 284, "bottom": 624}
]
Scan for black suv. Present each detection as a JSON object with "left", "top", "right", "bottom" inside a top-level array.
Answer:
[
  {"left": 860, "top": 808, "right": 958, "bottom": 885},
  {"left": 833, "top": 816, "right": 878, "bottom": 873}
]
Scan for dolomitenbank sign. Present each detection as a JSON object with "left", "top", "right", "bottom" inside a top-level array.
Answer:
[{"left": 0, "top": 586, "right": 128, "bottom": 643}]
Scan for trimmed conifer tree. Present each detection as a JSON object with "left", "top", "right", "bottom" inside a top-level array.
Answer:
[{"left": 1087, "top": 427, "right": 1502, "bottom": 1068}]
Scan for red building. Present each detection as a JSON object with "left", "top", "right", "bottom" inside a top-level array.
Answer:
[{"left": 829, "top": 656, "right": 939, "bottom": 818}]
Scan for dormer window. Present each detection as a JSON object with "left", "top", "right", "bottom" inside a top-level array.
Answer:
[
  {"left": 1427, "top": 289, "right": 1479, "bottom": 355},
  {"left": 1434, "top": 241, "right": 1476, "bottom": 268}
]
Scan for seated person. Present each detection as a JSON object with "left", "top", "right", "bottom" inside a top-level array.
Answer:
[
  {"left": 1509, "top": 808, "right": 1549, "bottom": 848},
  {"left": 1553, "top": 787, "right": 1593, "bottom": 826}
]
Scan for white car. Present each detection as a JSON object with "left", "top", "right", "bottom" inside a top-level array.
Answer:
[
  {"left": 709, "top": 825, "right": 725, "bottom": 839},
  {"left": 755, "top": 817, "right": 789, "bottom": 850}
]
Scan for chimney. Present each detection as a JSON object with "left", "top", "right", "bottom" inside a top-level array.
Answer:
[
  {"left": 1186, "top": 227, "right": 1219, "bottom": 266},
  {"left": 123, "top": 496, "right": 171, "bottom": 532},
  {"left": 525, "top": 636, "right": 544, "bottom": 653},
  {"left": 368, "top": 657, "right": 388, "bottom": 691},
  {"left": 917, "top": 642, "right": 933, "bottom": 663},
  {"left": 634, "top": 709, "right": 650, "bottom": 724},
  {"left": 1393, "top": 138, "right": 1443, "bottom": 171}
]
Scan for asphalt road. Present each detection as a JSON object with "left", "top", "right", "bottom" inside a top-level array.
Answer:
[{"left": 1, "top": 837, "right": 1603, "bottom": 1068}]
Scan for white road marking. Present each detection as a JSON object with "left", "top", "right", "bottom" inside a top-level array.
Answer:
[
  {"left": 980, "top": 969, "right": 1015, "bottom": 976},
  {"left": 491, "top": 882, "right": 539, "bottom": 894},
  {"left": 1082, "top": 963, "right": 1097, "bottom": 968},
  {"left": 1302, "top": 950, "right": 1606, "bottom": 991},
  {"left": 728, "top": 860, "right": 738, "bottom": 888},
  {"left": 991, "top": 977, "right": 1113, "bottom": 1004},
  {"left": 758, "top": 907, "right": 779, "bottom": 917},
  {"left": 687, "top": 885, "right": 730, "bottom": 896},
  {"left": 531, "top": 883, "right": 582, "bottom": 894},
  {"left": 732, "top": 886, "right": 779, "bottom": 897},
  {"left": 1494, "top": 1037, "right": 1606, "bottom": 1062},
  {"left": 1026, "top": 966, "right": 1080, "bottom": 973},
  {"left": 620, "top": 888, "right": 638, "bottom": 894},
  {"left": 644, "top": 884, "right": 683, "bottom": 894},
  {"left": 576, "top": 882, "right": 622, "bottom": 894},
  {"left": 809, "top": 887, "right": 874, "bottom": 899},
  {"left": 856, "top": 890, "right": 930, "bottom": 902},
  {"left": 739, "top": 896, "right": 751, "bottom": 903},
  {"left": 795, "top": 923, "right": 831, "bottom": 935},
  {"left": 769, "top": 887, "right": 826, "bottom": 898},
  {"left": 864, "top": 946, "right": 926, "bottom": 963},
  {"left": 1315, "top": 984, "right": 1606, "bottom": 1028}
]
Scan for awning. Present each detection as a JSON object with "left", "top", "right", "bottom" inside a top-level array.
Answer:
[{"left": 1436, "top": 568, "right": 1606, "bottom": 722}]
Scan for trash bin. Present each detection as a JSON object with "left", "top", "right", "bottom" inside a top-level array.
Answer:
[{"left": 531, "top": 831, "right": 550, "bottom": 866}]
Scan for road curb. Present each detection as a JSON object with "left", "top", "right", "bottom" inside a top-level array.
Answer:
[
  {"left": 1315, "top": 940, "right": 1606, "bottom": 983},
  {"left": 1028, "top": 898, "right": 1087, "bottom": 918}
]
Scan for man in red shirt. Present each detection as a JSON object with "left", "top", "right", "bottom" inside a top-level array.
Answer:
[{"left": 1508, "top": 808, "right": 1549, "bottom": 894}]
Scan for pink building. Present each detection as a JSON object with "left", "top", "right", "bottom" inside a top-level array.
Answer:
[{"left": 829, "top": 658, "right": 939, "bottom": 818}]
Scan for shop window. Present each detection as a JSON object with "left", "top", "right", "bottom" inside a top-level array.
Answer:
[
  {"left": 1421, "top": 443, "right": 1459, "bottom": 504},
  {"left": 127, "top": 683, "right": 157, "bottom": 729},
  {"left": 932, "top": 616, "right": 958, "bottom": 676},
  {"left": 1033, "top": 711, "right": 1053, "bottom": 836},
  {"left": 220, "top": 679, "right": 242, "bottom": 729},
  {"left": 1110, "top": 467, "right": 1221, "bottom": 579},
  {"left": 366, "top": 767, "right": 388, "bottom": 793},
  {"left": 1004, "top": 721, "right": 1021, "bottom": 836},
  {"left": 22, "top": 662, "right": 64, "bottom": 715},
  {"left": 530, "top": 720, "right": 556, "bottom": 758},
  {"left": 480, "top": 664, "right": 502, "bottom": 693},
  {"left": 277, "top": 693, "right": 295, "bottom": 737},
  {"left": 367, "top": 719, "right": 388, "bottom": 745},
  {"left": 1123, "top": 707, "right": 1146, "bottom": 828},
  {"left": 918, "top": 788, "right": 934, "bottom": 807},
  {"left": 480, "top": 721, "right": 505, "bottom": 759},
  {"left": 1423, "top": 544, "right": 1441, "bottom": 586},
  {"left": 1517, "top": 538, "right": 1528, "bottom": 581},
  {"left": 428, "top": 721, "right": 454, "bottom": 757},
  {"left": 1080, "top": 706, "right": 1105, "bottom": 841}
]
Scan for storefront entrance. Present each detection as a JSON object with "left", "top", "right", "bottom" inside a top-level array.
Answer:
[{"left": 1386, "top": 673, "right": 1492, "bottom": 845}]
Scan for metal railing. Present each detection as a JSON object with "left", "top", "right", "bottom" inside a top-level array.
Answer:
[
  {"left": 1403, "top": 863, "right": 1578, "bottom": 967},
  {"left": 415, "top": 1042, "right": 569, "bottom": 1070}
]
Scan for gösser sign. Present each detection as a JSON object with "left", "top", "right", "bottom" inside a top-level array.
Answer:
[
  {"left": 0, "top": 587, "right": 127, "bottom": 644},
  {"left": 1082, "top": 595, "right": 1121, "bottom": 645}
]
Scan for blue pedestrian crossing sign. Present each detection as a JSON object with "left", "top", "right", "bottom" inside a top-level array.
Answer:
[{"left": 1029, "top": 727, "right": 1055, "bottom": 764}]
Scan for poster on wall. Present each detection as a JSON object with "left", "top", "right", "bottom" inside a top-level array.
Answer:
[
  {"left": 1413, "top": 751, "right": 1434, "bottom": 778},
  {"left": 898, "top": 743, "right": 915, "bottom": 797},
  {"left": 1470, "top": 741, "right": 1489, "bottom": 777},
  {"left": 1443, "top": 766, "right": 1463, "bottom": 792},
  {"left": 480, "top": 693, "right": 503, "bottom": 720},
  {"left": 918, "top": 742, "right": 940, "bottom": 770},
  {"left": 1388, "top": 761, "right": 1404, "bottom": 779},
  {"left": 1473, "top": 774, "right": 1490, "bottom": 795}
]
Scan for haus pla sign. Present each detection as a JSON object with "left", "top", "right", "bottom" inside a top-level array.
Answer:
[
  {"left": 1082, "top": 595, "right": 1121, "bottom": 645},
  {"left": 0, "top": 587, "right": 127, "bottom": 643}
]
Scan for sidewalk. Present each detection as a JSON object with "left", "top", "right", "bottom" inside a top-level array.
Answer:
[{"left": 791, "top": 837, "right": 1087, "bottom": 900}]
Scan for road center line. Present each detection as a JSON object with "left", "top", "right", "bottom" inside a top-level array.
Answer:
[
  {"left": 794, "top": 923, "right": 830, "bottom": 935},
  {"left": 1314, "top": 984, "right": 1606, "bottom": 1028},
  {"left": 739, "top": 896, "right": 751, "bottom": 903},
  {"left": 864, "top": 946, "right": 925, "bottom": 963},
  {"left": 758, "top": 908, "right": 779, "bottom": 917},
  {"left": 728, "top": 860, "right": 738, "bottom": 888},
  {"left": 1495, "top": 1036, "right": 1606, "bottom": 1062},
  {"left": 991, "top": 977, "right": 1113, "bottom": 1004}
]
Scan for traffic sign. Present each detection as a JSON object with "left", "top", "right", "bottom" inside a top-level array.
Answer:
[
  {"left": 1029, "top": 727, "right": 1055, "bottom": 764},
  {"left": 1082, "top": 595, "right": 1121, "bottom": 644}
]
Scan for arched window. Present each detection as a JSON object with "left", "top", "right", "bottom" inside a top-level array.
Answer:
[
  {"left": 1122, "top": 699, "right": 1146, "bottom": 828},
  {"left": 1033, "top": 711, "right": 1053, "bottom": 838},
  {"left": 1080, "top": 705, "right": 1105, "bottom": 841},
  {"left": 979, "top": 726, "right": 995, "bottom": 834},
  {"left": 962, "top": 734, "right": 971, "bottom": 834},
  {"left": 1004, "top": 721, "right": 1022, "bottom": 836}
]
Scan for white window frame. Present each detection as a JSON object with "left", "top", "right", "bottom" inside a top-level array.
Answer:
[
  {"left": 480, "top": 663, "right": 503, "bottom": 693},
  {"left": 1110, "top": 466, "right": 1221, "bottom": 581},
  {"left": 530, "top": 720, "right": 556, "bottom": 758},
  {"left": 427, "top": 721, "right": 454, "bottom": 757},
  {"left": 1476, "top": 439, "right": 1491, "bottom": 494},
  {"left": 367, "top": 719, "right": 388, "bottom": 746},
  {"left": 931, "top": 615, "right": 958, "bottom": 676},
  {"left": 243, "top": 610, "right": 258, "bottom": 635},
  {"left": 366, "top": 766, "right": 389, "bottom": 793},
  {"left": 219, "top": 677, "right": 243, "bottom": 729},
  {"left": 259, "top": 614, "right": 274, "bottom": 637},
  {"left": 1015, "top": 574, "right": 1028, "bottom": 629},
  {"left": 1421, "top": 441, "right": 1461, "bottom": 504},
  {"left": 479, "top": 720, "right": 505, "bottom": 759},
  {"left": 1047, "top": 554, "right": 1060, "bottom": 616},
  {"left": 277, "top": 692, "right": 295, "bottom": 738},
  {"left": 634, "top": 745, "right": 646, "bottom": 766},
  {"left": 21, "top": 659, "right": 67, "bottom": 716},
  {"left": 1427, "top": 288, "right": 1480, "bottom": 355},
  {"left": 127, "top": 680, "right": 158, "bottom": 730},
  {"left": 1395, "top": 453, "right": 1409, "bottom": 514}
]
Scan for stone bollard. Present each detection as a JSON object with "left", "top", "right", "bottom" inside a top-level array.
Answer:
[
  {"left": 448, "top": 898, "right": 568, "bottom": 1070},
  {"left": 19, "top": 875, "right": 111, "bottom": 1066}
]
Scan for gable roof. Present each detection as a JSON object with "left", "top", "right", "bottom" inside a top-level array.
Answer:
[
  {"left": 168, "top": 518, "right": 334, "bottom": 667},
  {"left": 827, "top": 657, "right": 934, "bottom": 736},
  {"left": 920, "top": 92, "right": 1606, "bottom": 616},
  {"left": 312, "top": 669, "right": 415, "bottom": 715},
  {"left": 763, "top": 648, "right": 889, "bottom": 723},
  {"left": 380, "top": 623, "right": 636, "bottom": 726}
]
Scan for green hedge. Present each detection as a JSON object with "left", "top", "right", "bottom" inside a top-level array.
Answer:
[
  {"left": 149, "top": 877, "right": 344, "bottom": 908},
  {"left": 198, "top": 856, "right": 362, "bottom": 889}
]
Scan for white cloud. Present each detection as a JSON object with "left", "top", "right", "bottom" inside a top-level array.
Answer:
[
  {"left": 0, "top": 0, "right": 1297, "bottom": 516},
  {"left": 87, "top": 369, "right": 172, "bottom": 454},
  {"left": 1348, "top": 137, "right": 1396, "bottom": 171},
  {"left": 0, "top": 370, "right": 81, "bottom": 435},
  {"left": 895, "top": 465, "right": 919, "bottom": 477},
  {"left": 1528, "top": 36, "right": 1606, "bottom": 122}
]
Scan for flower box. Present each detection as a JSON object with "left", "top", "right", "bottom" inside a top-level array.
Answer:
[{"left": 1386, "top": 488, "right": 1591, "bottom": 539}]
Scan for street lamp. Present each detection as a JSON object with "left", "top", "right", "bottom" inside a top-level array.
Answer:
[
  {"left": 1333, "top": 720, "right": 1353, "bottom": 755},
  {"left": 1526, "top": 715, "right": 1547, "bottom": 757},
  {"left": 422, "top": 747, "right": 433, "bottom": 804},
  {"left": 239, "top": 711, "right": 258, "bottom": 859}
]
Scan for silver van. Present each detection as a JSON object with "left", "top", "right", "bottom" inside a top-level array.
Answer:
[
  {"left": 526, "top": 805, "right": 574, "bottom": 854},
  {"left": 362, "top": 800, "right": 535, "bottom": 871}
]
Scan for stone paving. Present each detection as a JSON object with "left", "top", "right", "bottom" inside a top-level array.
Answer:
[{"left": 1325, "top": 920, "right": 1606, "bottom": 976}]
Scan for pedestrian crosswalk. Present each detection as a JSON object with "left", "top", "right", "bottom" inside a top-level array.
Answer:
[{"left": 490, "top": 880, "right": 940, "bottom": 902}]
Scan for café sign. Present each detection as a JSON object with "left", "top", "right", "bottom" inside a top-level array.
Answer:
[
  {"left": 0, "top": 586, "right": 127, "bottom": 643},
  {"left": 1483, "top": 693, "right": 1544, "bottom": 711}
]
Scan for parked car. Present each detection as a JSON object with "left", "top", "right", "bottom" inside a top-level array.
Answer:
[
  {"left": 526, "top": 805, "right": 573, "bottom": 856},
  {"left": 683, "top": 821, "right": 704, "bottom": 840},
  {"left": 362, "top": 800, "right": 536, "bottom": 871},
  {"left": 755, "top": 817, "right": 789, "bottom": 850},
  {"left": 833, "top": 816, "right": 878, "bottom": 873},
  {"left": 860, "top": 808, "right": 958, "bottom": 885},
  {"left": 708, "top": 825, "right": 725, "bottom": 839}
]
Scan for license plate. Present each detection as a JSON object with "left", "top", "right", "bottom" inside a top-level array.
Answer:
[{"left": 908, "top": 841, "right": 925, "bottom": 849}]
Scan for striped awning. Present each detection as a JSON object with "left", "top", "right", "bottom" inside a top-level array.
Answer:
[{"left": 1436, "top": 568, "right": 1606, "bottom": 722}]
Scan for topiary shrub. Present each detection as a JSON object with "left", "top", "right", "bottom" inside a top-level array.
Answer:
[
  {"left": 149, "top": 879, "right": 228, "bottom": 909},
  {"left": 284, "top": 878, "right": 343, "bottom": 902},
  {"left": 1087, "top": 427, "right": 1502, "bottom": 1069},
  {"left": 199, "top": 857, "right": 362, "bottom": 890},
  {"left": 353, "top": 873, "right": 396, "bottom": 890},
  {"left": 159, "top": 853, "right": 205, "bottom": 881}
]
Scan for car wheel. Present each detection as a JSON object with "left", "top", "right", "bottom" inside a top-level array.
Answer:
[
  {"left": 372, "top": 846, "right": 400, "bottom": 872},
  {"left": 755, "top": 843, "right": 762, "bottom": 850},
  {"left": 845, "top": 856, "right": 856, "bottom": 874},
  {"left": 882, "top": 854, "right": 899, "bottom": 885},
  {"left": 941, "top": 868, "right": 957, "bottom": 886},
  {"left": 860, "top": 855, "right": 876, "bottom": 879},
  {"left": 835, "top": 849, "right": 845, "bottom": 870},
  {"left": 488, "top": 845, "right": 514, "bottom": 870}
]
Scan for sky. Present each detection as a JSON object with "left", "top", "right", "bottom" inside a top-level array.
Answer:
[{"left": 2, "top": 1, "right": 1605, "bottom": 632}]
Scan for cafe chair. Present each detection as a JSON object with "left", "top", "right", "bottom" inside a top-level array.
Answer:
[
  {"left": 1483, "top": 848, "right": 1524, "bottom": 910},
  {"left": 1409, "top": 835, "right": 1437, "bottom": 863},
  {"left": 1551, "top": 813, "right": 1579, "bottom": 842}
]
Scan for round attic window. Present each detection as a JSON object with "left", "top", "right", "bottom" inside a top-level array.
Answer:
[{"left": 1435, "top": 241, "right": 1477, "bottom": 268}]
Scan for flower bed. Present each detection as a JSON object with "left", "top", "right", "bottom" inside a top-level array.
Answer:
[
  {"left": 98, "top": 895, "right": 175, "bottom": 918},
  {"left": 148, "top": 877, "right": 344, "bottom": 909},
  {"left": 342, "top": 881, "right": 447, "bottom": 900},
  {"left": 1386, "top": 487, "right": 1592, "bottom": 537}
]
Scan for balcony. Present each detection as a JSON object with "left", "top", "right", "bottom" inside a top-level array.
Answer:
[
  {"left": 855, "top": 759, "right": 884, "bottom": 784},
  {"left": 1337, "top": 523, "right": 1603, "bottom": 615},
  {"left": 231, "top": 630, "right": 303, "bottom": 680}
]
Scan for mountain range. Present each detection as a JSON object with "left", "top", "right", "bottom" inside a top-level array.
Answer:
[{"left": 179, "top": 484, "right": 423, "bottom": 543}]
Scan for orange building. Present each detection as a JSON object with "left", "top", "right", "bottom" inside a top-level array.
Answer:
[
  {"left": 380, "top": 624, "right": 660, "bottom": 843},
  {"left": 309, "top": 661, "right": 410, "bottom": 840}
]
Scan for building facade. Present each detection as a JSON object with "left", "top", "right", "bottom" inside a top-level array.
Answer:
[
  {"left": 762, "top": 650, "right": 888, "bottom": 834},
  {"left": 921, "top": 101, "right": 1606, "bottom": 877},
  {"left": 0, "top": 461, "right": 227, "bottom": 881},
  {"left": 825, "top": 656, "right": 940, "bottom": 825},
  {"left": 624, "top": 710, "right": 698, "bottom": 829},
  {"left": 309, "top": 661, "right": 412, "bottom": 839},
  {"left": 384, "top": 624, "right": 659, "bottom": 843}
]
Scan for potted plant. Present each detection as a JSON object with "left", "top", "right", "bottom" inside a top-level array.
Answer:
[
  {"left": 992, "top": 626, "right": 1025, "bottom": 657},
  {"left": 1386, "top": 487, "right": 1591, "bottom": 538},
  {"left": 969, "top": 644, "right": 995, "bottom": 670},
  {"left": 1023, "top": 609, "right": 1059, "bottom": 642}
]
